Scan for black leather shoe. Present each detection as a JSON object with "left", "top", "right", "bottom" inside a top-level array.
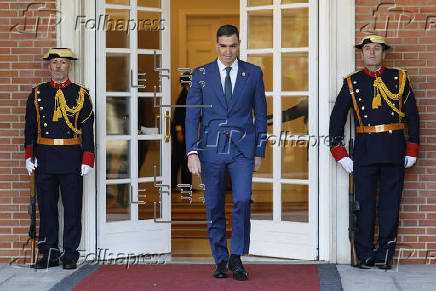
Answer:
[
  {"left": 228, "top": 255, "right": 248, "bottom": 281},
  {"left": 358, "top": 257, "right": 375, "bottom": 269},
  {"left": 375, "top": 262, "right": 392, "bottom": 270},
  {"left": 62, "top": 259, "right": 77, "bottom": 270},
  {"left": 31, "top": 259, "right": 59, "bottom": 269},
  {"left": 213, "top": 261, "right": 228, "bottom": 278}
]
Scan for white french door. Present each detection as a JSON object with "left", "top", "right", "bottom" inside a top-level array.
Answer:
[
  {"left": 96, "top": 0, "right": 172, "bottom": 254},
  {"left": 240, "top": 0, "right": 318, "bottom": 260}
]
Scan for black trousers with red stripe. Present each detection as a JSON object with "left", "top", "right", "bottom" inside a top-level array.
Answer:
[{"left": 36, "top": 171, "right": 83, "bottom": 262}]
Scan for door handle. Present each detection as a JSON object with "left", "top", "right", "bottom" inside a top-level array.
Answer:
[{"left": 164, "top": 110, "right": 170, "bottom": 143}]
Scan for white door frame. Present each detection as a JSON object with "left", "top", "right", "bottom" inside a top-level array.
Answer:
[
  {"left": 318, "top": 0, "right": 355, "bottom": 263},
  {"left": 59, "top": 0, "right": 355, "bottom": 264},
  {"left": 94, "top": 0, "right": 171, "bottom": 255},
  {"left": 240, "top": 0, "right": 318, "bottom": 260}
]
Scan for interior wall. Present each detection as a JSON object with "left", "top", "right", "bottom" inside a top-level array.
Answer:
[{"left": 170, "top": 0, "right": 239, "bottom": 106}]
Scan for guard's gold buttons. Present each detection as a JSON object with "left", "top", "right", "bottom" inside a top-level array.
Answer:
[
  {"left": 353, "top": 81, "right": 357, "bottom": 84},
  {"left": 43, "top": 123, "right": 47, "bottom": 127},
  {"left": 389, "top": 130, "right": 392, "bottom": 134},
  {"left": 42, "top": 115, "right": 45, "bottom": 118},
  {"left": 37, "top": 91, "right": 40, "bottom": 94},
  {"left": 37, "top": 98, "right": 41, "bottom": 102},
  {"left": 394, "top": 76, "right": 398, "bottom": 80},
  {"left": 45, "top": 131, "right": 49, "bottom": 135},
  {"left": 359, "top": 98, "right": 362, "bottom": 101},
  {"left": 364, "top": 115, "right": 368, "bottom": 118},
  {"left": 361, "top": 106, "right": 365, "bottom": 110},
  {"left": 40, "top": 106, "right": 43, "bottom": 111},
  {"left": 391, "top": 112, "right": 394, "bottom": 116},
  {"left": 356, "top": 89, "right": 360, "bottom": 93}
]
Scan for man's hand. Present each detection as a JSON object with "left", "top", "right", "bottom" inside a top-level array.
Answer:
[
  {"left": 81, "top": 164, "right": 92, "bottom": 176},
  {"left": 25, "top": 158, "right": 37, "bottom": 176},
  {"left": 254, "top": 156, "right": 263, "bottom": 172},
  {"left": 404, "top": 156, "right": 417, "bottom": 168},
  {"left": 338, "top": 157, "right": 353, "bottom": 174},
  {"left": 188, "top": 154, "right": 201, "bottom": 176},
  {"left": 176, "top": 131, "right": 184, "bottom": 143}
]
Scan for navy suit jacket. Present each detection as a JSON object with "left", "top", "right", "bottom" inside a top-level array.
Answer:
[{"left": 185, "top": 59, "right": 267, "bottom": 162}]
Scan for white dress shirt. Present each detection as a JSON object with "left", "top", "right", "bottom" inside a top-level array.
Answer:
[{"left": 217, "top": 57, "right": 238, "bottom": 94}]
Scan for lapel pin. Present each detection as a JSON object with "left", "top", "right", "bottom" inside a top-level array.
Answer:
[{"left": 242, "top": 72, "right": 246, "bottom": 77}]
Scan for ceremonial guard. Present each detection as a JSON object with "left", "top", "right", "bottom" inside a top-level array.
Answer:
[
  {"left": 329, "top": 35, "right": 420, "bottom": 269},
  {"left": 24, "top": 48, "right": 95, "bottom": 269}
]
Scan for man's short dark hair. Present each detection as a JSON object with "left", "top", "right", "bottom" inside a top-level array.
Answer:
[{"left": 216, "top": 25, "right": 239, "bottom": 42}]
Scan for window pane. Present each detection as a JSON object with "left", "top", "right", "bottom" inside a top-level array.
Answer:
[
  {"left": 281, "top": 143, "right": 308, "bottom": 179},
  {"left": 282, "top": 52, "right": 308, "bottom": 91},
  {"left": 138, "top": 97, "right": 161, "bottom": 135},
  {"left": 281, "top": 184, "right": 308, "bottom": 222},
  {"left": 138, "top": 0, "right": 160, "bottom": 7},
  {"left": 106, "top": 140, "right": 130, "bottom": 179},
  {"left": 248, "top": 10, "right": 273, "bottom": 49},
  {"left": 138, "top": 181, "right": 161, "bottom": 220},
  {"left": 248, "top": 54, "right": 273, "bottom": 92},
  {"left": 251, "top": 183, "right": 273, "bottom": 220},
  {"left": 106, "top": 0, "right": 129, "bottom": 4},
  {"left": 106, "top": 97, "right": 129, "bottom": 135},
  {"left": 282, "top": 0, "right": 308, "bottom": 3},
  {"left": 138, "top": 54, "right": 161, "bottom": 93},
  {"left": 106, "top": 184, "right": 130, "bottom": 222},
  {"left": 281, "top": 96, "right": 308, "bottom": 134},
  {"left": 282, "top": 8, "right": 308, "bottom": 48},
  {"left": 248, "top": 0, "right": 273, "bottom": 6},
  {"left": 139, "top": 140, "right": 161, "bottom": 178},
  {"left": 137, "top": 11, "right": 161, "bottom": 49},
  {"left": 106, "top": 54, "right": 130, "bottom": 92},
  {"left": 106, "top": 9, "right": 130, "bottom": 49}
]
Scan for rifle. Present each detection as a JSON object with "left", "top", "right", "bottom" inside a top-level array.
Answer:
[
  {"left": 27, "top": 145, "right": 38, "bottom": 265},
  {"left": 348, "top": 138, "right": 360, "bottom": 267}
]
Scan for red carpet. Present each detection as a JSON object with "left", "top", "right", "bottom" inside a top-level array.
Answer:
[{"left": 73, "top": 264, "right": 321, "bottom": 291}]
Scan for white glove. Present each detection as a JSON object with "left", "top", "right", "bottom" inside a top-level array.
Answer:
[
  {"left": 25, "top": 158, "right": 37, "bottom": 176},
  {"left": 338, "top": 157, "right": 353, "bottom": 174},
  {"left": 81, "top": 164, "right": 92, "bottom": 176},
  {"left": 404, "top": 156, "right": 416, "bottom": 168}
]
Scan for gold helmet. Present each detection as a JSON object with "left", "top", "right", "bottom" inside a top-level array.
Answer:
[
  {"left": 355, "top": 35, "right": 390, "bottom": 49},
  {"left": 43, "top": 48, "right": 78, "bottom": 60}
]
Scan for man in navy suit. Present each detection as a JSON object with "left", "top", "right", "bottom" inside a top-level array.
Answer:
[{"left": 185, "top": 25, "right": 267, "bottom": 280}]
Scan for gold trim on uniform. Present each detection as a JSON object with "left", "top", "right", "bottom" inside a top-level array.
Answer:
[{"left": 371, "top": 70, "right": 406, "bottom": 117}]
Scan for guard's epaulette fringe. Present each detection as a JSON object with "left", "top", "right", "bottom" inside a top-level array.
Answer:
[{"left": 343, "top": 70, "right": 360, "bottom": 79}]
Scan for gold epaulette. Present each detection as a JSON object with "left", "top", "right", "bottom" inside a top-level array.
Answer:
[
  {"left": 343, "top": 70, "right": 360, "bottom": 79},
  {"left": 32, "top": 82, "right": 45, "bottom": 88},
  {"left": 388, "top": 66, "right": 407, "bottom": 72},
  {"left": 76, "top": 83, "right": 89, "bottom": 91}
]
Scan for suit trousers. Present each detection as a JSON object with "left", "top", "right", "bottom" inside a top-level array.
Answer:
[
  {"left": 201, "top": 154, "right": 254, "bottom": 264},
  {"left": 354, "top": 164, "right": 405, "bottom": 263},
  {"left": 36, "top": 171, "right": 83, "bottom": 262}
]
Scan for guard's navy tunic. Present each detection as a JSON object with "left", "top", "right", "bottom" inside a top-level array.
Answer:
[
  {"left": 24, "top": 80, "right": 94, "bottom": 262},
  {"left": 329, "top": 67, "right": 420, "bottom": 263}
]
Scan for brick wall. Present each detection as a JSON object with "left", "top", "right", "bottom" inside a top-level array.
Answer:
[
  {"left": 0, "top": 1, "right": 56, "bottom": 263},
  {"left": 356, "top": 0, "right": 436, "bottom": 263}
]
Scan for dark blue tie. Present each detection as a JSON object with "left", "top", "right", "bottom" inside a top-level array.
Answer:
[{"left": 225, "top": 66, "right": 232, "bottom": 106}]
